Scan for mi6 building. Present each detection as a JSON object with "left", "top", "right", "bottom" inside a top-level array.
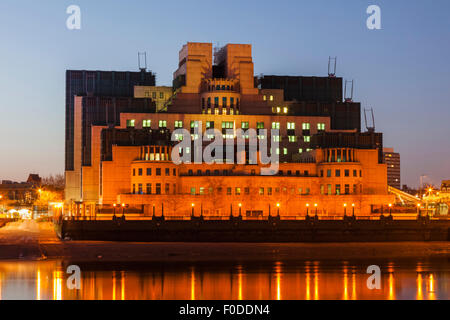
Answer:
[{"left": 64, "top": 42, "right": 393, "bottom": 218}]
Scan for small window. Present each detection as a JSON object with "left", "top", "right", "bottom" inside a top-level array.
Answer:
[
  {"left": 345, "top": 169, "right": 350, "bottom": 177},
  {"left": 156, "top": 168, "right": 161, "bottom": 176},
  {"left": 259, "top": 188, "right": 264, "bottom": 195},
  {"left": 126, "top": 119, "right": 135, "bottom": 128},
  {"left": 156, "top": 183, "right": 161, "bottom": 195},
  {"left": 327, "top": 170, "right": 331, "bottom": 177},
  {"left": 143, "top": 120, "right": 151, "bottom": 128},
  {"left": 227, "top": 188, "right": 232, "bottom": 195},
  {"left": 335, "top": 170, "right": 341, "bottom": 177},
  {"left": 138, "top": 168, "right": 143, "bottom": 176},
  {"left": 190, "top": 187, "right": 196, "bottom": 195},
  {"left": 165, "top": 168, "right": 170, "bottom": 176},
  {"left": 235, "top": 187, "right": 241, "bottom": 195}
]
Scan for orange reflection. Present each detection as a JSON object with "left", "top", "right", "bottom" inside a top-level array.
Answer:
[
  {"left": 305, "top": 264, "right": 311, "bottom": 300},
  {"left": 112, "top": 271, "right": 116, "bottom": 300},
  {"left": 313, "top": 262, "right": 319, "bottom": 300},
  {"left": 416, "top": 273, "right": 423, "bottom": 300},
  {"left": 36, "top": 269, "right": 41, "bottom": 300},
  {"left": 343, "top": 266, "right": 349, "bottom": 300},
  {"left": 52, "top": 270, "right": 62, "bottom": 300},
  {"left": 237, "top": 266, "right": 243, "bottom": 300},
  {"left": 428, "top": 274, "right": 436, "bottom": 300},
  {"left": 351, "top": 271, "right": 357, "bottom": 300},
  {"left": 190, "top": 267, "right": 195, "bottom": 300},
  {"left": 121, "top": 271, "right": 125, "bottom": 300},
  {"left": 275, "top": 262, "right": 282, "bottom": 300}
]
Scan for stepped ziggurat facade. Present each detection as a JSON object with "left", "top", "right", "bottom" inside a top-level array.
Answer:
[{"left": 65, "top": 42, "right": 393, "bottom": 218}]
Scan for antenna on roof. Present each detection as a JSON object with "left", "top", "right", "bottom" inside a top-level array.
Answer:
[
  {"left": 344, "top": 80, "right": 354, "bottom": 102},
  {"left": 364, "top": 108, "right": 375, "bottom": 132},
  {"left": 328, "top": 56, "right": 337, "bottom": 77},
  {"left": 138, "top": 52, "right": 147, "bottom": 71}
]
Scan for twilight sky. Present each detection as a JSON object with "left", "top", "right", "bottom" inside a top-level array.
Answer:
[{"left": 0, "top": 0, "right": 449, "bottom": 187}]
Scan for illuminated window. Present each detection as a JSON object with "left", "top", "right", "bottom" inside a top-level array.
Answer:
[
  {"left": 259, "top": 188, "right": 264, "bottom": 195},
  {"left": 143, "top": 120, "right": 151, "bottom": 128},
  {"left": 317, "top": 123, "right": 326, "bottom": 131},
  {"left": 235, "top": 187, "right": 241, "bottom": 195},
  {"left": 283, "top": 107, "right": 288, "bottom": 114},
  {"left": 257, "top": 122, "right": 264, "bottom": 129},
  {"left": 263, "top": 95, "right": 267, "bottom": 101},
  {"left": 287, "top": 122, "right": 295, "bottom": 130},
  {"left": 152, "top": 92, "right": 156, "bottom": 99},
  {"left": 304, "top": 136, "right": 311, "bottom": 142},
  {"left": 190, "top": 121, "right": 199, "bottom": 128},
  {"left": 283, "top": 148, "right": 288, "bottom": 155},
  {"left": 126, "top": 119, "right": 135, "bottom": 128},
  {"left": 336, "top": 184, "right": 341, "bottom": 195},
  {"left": 272, "top": 122, "right": 280, "bottom": 129},
  {"left": 190, "top": 187, "right": 196, "bottom": 195},
  {"left": 270, "top": 95, "right": 274, "bottom": 101},
  {"left": 160, "top": 92, "right": 164, "bottom": 99},
  {"left": 302, "top": 123, "right": 310, "bottom": 130},
  {"left": 241, "top": 121, "right": 249, "bottom": 129},
  {"left": 299, "top": 148, "right": 303, "bottom": 153},
  {"left": 174, "top": 120, "right": 183, "bottom": 128},
  {"left": 288, "top": 136, "right": 297, "bottom": 142},
  {"left": 158, "top": 120, "right": 167, "bottom": 128}
]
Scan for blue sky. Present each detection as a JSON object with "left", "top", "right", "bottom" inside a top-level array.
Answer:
[{"left": 0, "top": 0, "right": 449, "bottom": 187}]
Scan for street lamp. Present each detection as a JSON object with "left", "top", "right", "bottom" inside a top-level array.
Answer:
[
  {"left": 306, "top": 203, "right": 310, "bottom": 216},
  {"left": 276, "top": 203, "right": 280, "bottom": 216},
  {"left": 191, "top": 203, "right": 195, "bottom": 217},
  {"left": 238, "top": 203, "right": 242, "bottom": 217},
  {"left": 417, "top": 203, "right": 421, "bottom": 217},
  {"left": 121, "top": 203, "right": 126, "bottom": 218},
  {"left": 113, "top": 203, "right": 117, "bottom": 219},
  {"left": 314, "top": 203, "right": 318, "bottom": 217},
  {"left": 352, "top": 203, "right": 355, "bottom": 217},
  {"left": 388, "top": 203, "right": 392, "bottom": 217},
  {"left": 343, "top": 203, "right": 347, "bottom": 217}
]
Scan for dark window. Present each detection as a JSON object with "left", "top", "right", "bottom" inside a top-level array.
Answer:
[
  {"left": 335, "top": 170, "right": 341, "bottom": 177},
  {"left": 353, "top": 170, "right": 357, "bottom": 177},
  {"left": 165, "top": 168, "right": 170, "bottom": 176},
  {"left": 327, "top": 170, "right": 331, "bottom": 177},
  {"left": 156, "top": 183, "right": 161, "bottom": 195},
  {"left": 188, "top": 169, "right": 193, "bottom": 176},
  {"left": 173, "top": 169, "right": 176, "bottom": 176},
  {"left": 197, "top": 170, "right": 202, "bottom": 176},
  {"left": 147, "top": 168, "right": 152, "bottom": 176},
  {"left": 345, "top": 170, "right": 350, "bottom": 177},
  {"left": 227, "top": 188, "right": 232, "bottom": 195},
  {"left": 133, "top": 169, "right": 136, "bottom": 176},
  {"left": 138, "top": 184, "right": 143, "bottom": 194},
  {"left": 336, "top": 184, "right": 341, "bottom": 195},
  {"left": 156, "top": 168, "right": 161, "bottom": 176},
  {"left": 165, "top": 184, "right": 170, "bottom": 194},
  {"left": 345, "top": 184, "right": 350, "bottom": 195},
  {"left": 146, "top": 183, "right": 152, "bottom": 194},
  {"left": 138, "top": 168, "right": 143, "bottom": 176},
  {"left": 304, "top": 170, "right": 309, "bottom": 176}
]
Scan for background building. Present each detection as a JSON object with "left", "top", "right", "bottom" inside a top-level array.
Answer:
[{"left": 383, "top": 148, "right": 401, "bottom": 189}]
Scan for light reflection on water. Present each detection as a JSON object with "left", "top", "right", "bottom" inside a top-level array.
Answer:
[{"left": 0, "top": 260, "right": 448, "bottom": 300}]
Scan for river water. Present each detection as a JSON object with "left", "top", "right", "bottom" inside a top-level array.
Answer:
[{"left": 0, "top": 258, "right": 448, "bottom": 300}]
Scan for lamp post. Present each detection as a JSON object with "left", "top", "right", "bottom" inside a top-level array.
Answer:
[
  {"left": 191, "top": 203, "right": 195, "bottom": 217},
  {"left": 314, "top": 203, "right": 318, "bottom": 217},
  {"left": 306, "top": 203, "right": 310, "bottom": 216},
  {"left": 417, "top": 203, "right": 421, "bottom": 217},
  {"left": 238, "top": 203, "right": 242, "bottom": 217},
  {"left": 121, "top": 203, "right": 126, "bottom": 218},
  {"left": 343, "top": 203, "right": 347, "bottom": 217},
  {"left": 276, "top": 203, "right": 280, "bottom": 217},
  {"left": 113, "top": 203, "right": 117, "bottom": 219},
  {"left": 352, "top": 203, "right": 355, "bottom": 217},
  {"left": 388, "top": 203, "right": 392, "bottom": 217}
]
